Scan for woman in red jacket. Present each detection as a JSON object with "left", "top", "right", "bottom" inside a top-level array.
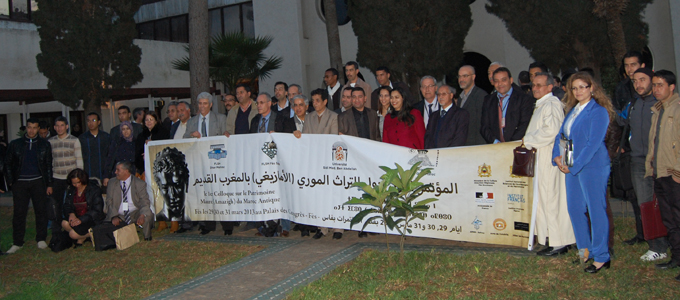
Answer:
[{"left": 382, "top": 87, "right": 425, "bottom": 149}]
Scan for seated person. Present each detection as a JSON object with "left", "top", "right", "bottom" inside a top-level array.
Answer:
[
  {"left": 104, "top": 161, "right": 153, "bottom": 240},
  {"left": 61, "top": 168, "right": 105, "bottom": 247}
]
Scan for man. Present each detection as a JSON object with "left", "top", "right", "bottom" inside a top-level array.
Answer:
[
  {"left": 518, "top": 71, "right": 532, "bottom": 95},
  {"left": 4, "top": 118, "right": 53, "bottom": 253},
  {"left": 38, "top": 121, "right": 51, "bottom": 139},
  {"left": 529, "top": 61, "right": 565, "bottom": 99},
  {"left": 104, "top": 161, "right": 153, "bottom": 240},
  {"left": 487, "top": 62, "right": 503, "bottom": 88},
  {"left": 132, "top": 107, "right": 146, "bottom": 124},
  {"left": 272, "top": 82, "right": 292, "bottom": 118},
  {"left": 614, "top": 51, "right": 646, "bottom": 115},
  {"left": 161, "top": 102, "right": 179, "bottom": 132},
  {"left": 79, "top": 112, "right": 111, "bottom": 186},
  {"left": 324, "top": 68, "right": 342, "bottom": 111},
  {"left": 226, "top": 84, "right": 259, "bottom": 136},
  {"left": 338, "top": 87, "right": 380, "bottom": 142},
  {"left": 110, "top": 106, "right": 143, "bottom": 142},
  {"left": 370, "top": 66, "right": 413, "bottom": 108},
  {"left": 425, "top": 85, "right": 469, "bottom": 148},
  {"left": 413, "top": 76, "right": 439, "bottom": 127},
  {"left": 184, "top": 92, "right": 228, "bottom": 138},
  {"left": 249, "top": 93, "right": 295, "bottom": 134},
  {"left": 291, "top": 95, "right": 309, "bottom": 136},
  {"left": 645, "top": 70, "right": 680, "bottom": 280},
  {"left": 222, "top": 94, "right": 237, "bottom": 117},
  {"left": 480, "top": 67, "right": 535, "bottom": 144},
  {"left": 335, "top": 87, "right": 353, "bottom": 114},
  {"left": 48, "top": 116, "right": 84, "bottom": 234},
  {"left": 170, "top": 101, "right": 192, "bottom": 140},
  {"left": 342, "top": 61, "right": 373, "bottom": 109},
  {"left": 622, "top": 68, "right": 669, "bottom": 261},
  {"left": 457, "top": 65, "right": 489, "bottom": 146}
]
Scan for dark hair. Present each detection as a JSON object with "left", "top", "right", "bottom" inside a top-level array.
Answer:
[
  {"left": 116, "top": 161, "right": 135, "bottom": 174},
  {"left": 275, "top": 81, "right": 288, "bottom": 91},
  {"left": 653, "top": 70, "right": 677, "bottom": 86},
  {"left": 580, "top": 67, "right": 595, "bottom": 77},
  {"left": 553, "top": 76, "right": 561, "bottom": 86},
  {"left": 325, "top": 68, "right": 339, "bottom": 77},
  {"left": 345, "top": 61, "right": 359, "bottom": 70},
  {"left": 623, "top": 51, "right": 643, "bottom": 65},
  {"left": 561, "top": 70, "right": 576, "bottom": 87},
  {"left": 492, "top": 67, "right": 512, "bottom": 79},
  {"left": 377, "top": 86, "right": 393, "bottom": 113},
  {"left": 118, "top": 105, "right": 131, "bottom": 113},
  {"left": 518, "top": 71, "right": 531, "bottom": 85},
  {"left": 528, "top": 62, "right": 548, "bottom": 73},
  {"left": 144, "top": 111, "right": 161, "bottom": 125},
  {"left": 54, "top": 116, "right": 69, "bottom": 126},
  {"left": 39, "top": 120, "right": 49, "bottom": 129},
  {"left": 27, "top": 118, "right": 40, "bottom": 126},
  {"left": 133, "top": 107, "right": 146, "bottom": 120},
  {"left": 310, "top": 88, "right": 329, "bottom": 101},
  {"left": 376, "top": 66, "right": 391, "bottom": 74},
  {"left": 86, "top": 112, "right": 100, "bottom": 120},
  {"left": 235, "top": 83, "right": 251, "bottom": 93},
  {"left": 389, "top": 87, "right": 416, "bottom": 126},
  {"left": 67, "top": 168, "right": 89, "bottom": 187},
  {"left": 351, "top": 87, "right": 365, "bottom": 96}
]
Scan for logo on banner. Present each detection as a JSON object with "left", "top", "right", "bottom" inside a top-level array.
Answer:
[
  {"left": 507, "top": 194, "right": 526, "bottom": 203},
  {"left": 261, "top": 141, "right": 277, "bottom": 159},
  {"left": 493, "top": 218, "right": 507, "bottom": 231},
  {"left": 208, "top": 144, "right": 227, "bottom": 160},
  {"left": 332, "top": 141, "right": 348, "bottom": 162},
  {"left": 478, "top": 163, "right": 492, "bottom": 177},
  {"left": 408, "top": 149, "right": 433, "bottom": 166},
  {"left": 475, "top": 192, "right": 495, "bottom": 204},
  {"left": 471, "top": 216, "right": 483, "bottom": 230}
]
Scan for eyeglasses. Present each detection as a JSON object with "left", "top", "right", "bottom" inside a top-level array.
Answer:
[
  {"left": 571, "top": 85, "right": 591, "bottom": 92},
  {"left": 422, "top": 85, "right": 436, "bottom": 90},
  {"left": 457, "top": 74, "right": 472, "bottom": 79},
  {"left": 436, "top": 92, "right": 451, "bottom": 97},
  {"left": 531, "top": 83, "right": 551, "bottom": 88}
]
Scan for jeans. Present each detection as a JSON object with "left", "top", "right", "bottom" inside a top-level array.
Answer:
[
  {"left": 12, "top": 179, "right": 48, "bottom": 246},
  {"left": 631, "top": 158, "right": 669, "bottom": 253},
  {"left": 654, "top": 176, "right": 680, "bottom": 261}
]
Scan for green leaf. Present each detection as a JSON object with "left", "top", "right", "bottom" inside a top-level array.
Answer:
[
  {"left": 361, "top": 216, "right": 382, "bottom": 232},
  {"left": 349, "top": 208, "right": 379, "bottom": 229}
]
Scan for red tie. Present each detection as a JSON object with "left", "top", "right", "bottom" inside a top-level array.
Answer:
[{"left": 498, "top": 95, "right": 507, "bottom": 142}]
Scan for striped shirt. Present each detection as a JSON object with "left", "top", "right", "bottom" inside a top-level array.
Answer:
[{"left": 49, "top": 134, "right": 84, "bottom": 180}]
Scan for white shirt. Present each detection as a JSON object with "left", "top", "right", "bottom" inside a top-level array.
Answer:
[
  {"left": 117, "top": 176, "right": 137, "bottom": 216},
  {"left": 423, "top": 97, "right": 439, "bottom": 127},
  {"left": 174, "top": 121, "right": 188, "bottom": 140},
  {"left": 564, "top": 100, "right": 591, "bottom": 138},
  {"left": 199, "top": 113, "right": 210, "bottom": 137}
]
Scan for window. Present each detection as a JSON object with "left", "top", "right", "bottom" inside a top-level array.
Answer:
[
  {"left": 170, "top": 15, "right": 188, "bottom": 43},
  {"left": 242, "top": 2, "right": 254, "bottom": 37},
  {"left": 0, "top": 1, "right": 9, "bottom": 18},
  {"left": 1, "top": 0, "right": 37, "bottom": 21},
  {"left": 154, "top": 18, "right": 170, "bottom": 41},
  {"left": 138, "top": 22, "right": 154, "bottom": 40},
  {"left": 209, "top": 8, "right": 222, "bottom": 37},
  {"left": 222, "top": 5, "right": 240, "bottom": 34}
]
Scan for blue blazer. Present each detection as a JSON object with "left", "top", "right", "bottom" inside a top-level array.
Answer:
[{"left": 552, "top": 100, "right": 610, "bottom": 175}]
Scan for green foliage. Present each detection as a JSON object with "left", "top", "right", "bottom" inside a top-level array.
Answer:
[
  {"left": 34, "top": 0, "right": 144, "bottom": 109},
  {"left": 348, "top": 0, "right": 472, "bottom": 86},
  {"left": 485, "top": 0, "right": 651, "bottom": 90},
  {"left": 345, "top": 162, "right": 437, "bottom": 254},
  {"left": 172, "top": 31, "right": 283, "bottom": 94}
]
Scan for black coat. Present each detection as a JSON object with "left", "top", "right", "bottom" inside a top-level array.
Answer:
[
  {"left": 79, "top": 130, "right": 111, "bottom": 180},
  {"left": 106, "top": 138, "right": 136, "bottom": 179},
  {"left": 480, "top": 89, "right": 535, "bottom": 143},
  {"left": 4, "top": 135, "right": 53, "bottom": 189},
  {"left": 62, "top": 183, "right": 105, "bottom": 225},
  {"left": 424, "top": 105, "right": 470, "bottom": 149},
  {"left": 249, "top": 110, "right": 295, "bottom": 134}
]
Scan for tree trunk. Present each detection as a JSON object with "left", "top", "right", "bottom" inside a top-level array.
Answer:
[
  {"left": 592, "top": 0, "right": 629, "bottom": 71},
  {"left": 83, "top": 97, "right": 102, "bottom": 123},
  {"left": 324, "top": 0, "right": 344, "bottom": 84},
  {"left": 188, "top": 0, "right": 210, "bottom": 112}
]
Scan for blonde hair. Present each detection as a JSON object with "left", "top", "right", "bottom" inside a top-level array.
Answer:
[{"left": 564, "top": 72, "right": 614, "bottom": 119}]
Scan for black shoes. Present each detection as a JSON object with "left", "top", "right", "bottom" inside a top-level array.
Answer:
[
  {"left": 175, "top": 227, "right": 188, "bottom": 234},
  {"left": 332, "top": 232, "right": 343, "bottom": 239},
  {"left": 73, "top": 243, "right": 83, "bottom": 249},
  {"left": 358, "top": 232, "right": 368, "bottom": 238},
  {"left": 199, "top": 228, "right": 211, "bottom": 235},
  {"left": 584, "top": 261, "right": 610, "bottom": 273},
  {"left": 537, "top": 246, "right": 569, "bottom": 256},
  {"left": 312, "top": 231, "right": 324, "bottom": 239},
  {"left": 224, "top": 230, "right": 233, "bottom": 236},
  {"left": 301, "top": 229, "right": 310, "bottom": 237},
  {"left": 144, "top": 237, "right": 152, "bottom": 241},
  {"left": 623, "top": 236, "right": 646, "bottom": 245},
  {"left": 655, "top": 260, "right": 680, "bottom": 270}
]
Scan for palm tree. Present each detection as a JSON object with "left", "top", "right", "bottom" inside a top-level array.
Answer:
[{"left": 173, "top": 31, "right": 283, "bottom": 94}]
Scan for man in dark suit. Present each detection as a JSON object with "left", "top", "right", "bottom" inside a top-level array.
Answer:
[
  {"left": 335, "top": 87, "right": 353, "bottom": 115},
  {"left": 338, "top": 87, "right": 380, "bottom": 141},
  {"left": 457, "top": 65, "right": 488, "bottom": 146},
  {"left": 413, "top": 75, "right": 439, "bottom": 127},
  {"left": 104, "top": 161, "right": 153, "bottom": 240},
  {"left": 161, "top": 102, "right": 179, "bottom": 132},
  {"left": 250, "top": 93, "right": 295, "bottom": 134},
  {"left": 370, "top": 66, "right": 413, "bottom": 108},
  {"left": 324, "top": 68, "right": 342, "bottom": 111},
  {"left": 480, "top": 67, "right": 535, "bottom": 144},
  {"left": 425, "top": 85, "right": 470, "bottom": 148}
]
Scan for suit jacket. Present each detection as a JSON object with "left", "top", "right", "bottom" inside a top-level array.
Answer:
[
  {"left": 343, "top": 78, "right": 373, "bottom": 109},
  {"left": 338, "top": 107, "right": 380, "bottom": 141},
  {"left": 104, "top": 176, "right": 151, "bottom": 221},
  {"left": 249, "top": 110, "right": 295, "bottom": 134},
  {"left": 110, "top": 122, "right": 143, "bottom": 143},
  {"left": 328, "top": 85, "right": 342, "bottom": 111},
  {"left": 552, "top": 101, "right": 610, "bottom": 174},
  {"left": 480, "top": 88, "right": 535, "bottom": 143},
  {"left": 425, "top": 104, "right": 470, "bottom": 149},
  {"left": 459, "top": 86, "right": 488, "bottom": 146},
  {"left": 303, "top": 109, "right": 339, "bottom": 134},
  {"left": 169, "top": 121, "right": 181, "bottom": 138},
  {"left": 183, "top": 111, "right": 228, "bottom": 138},
  {"left": 370, "top": 81, "right": 413, "bottom": 109},
  {"left": 226, "top": 102, "right": 259, "bottom": 135},
  {"left": 413, "top": 98, "right": 439, "bottom": 118},
  {"left": 271, "top": 102, "right": 292, "bottom": 119}
]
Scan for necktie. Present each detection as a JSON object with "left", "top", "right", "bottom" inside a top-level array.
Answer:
[
  {"left": 259, "top": 117, "right": 266, "bottom": 133},
  {"left": 428, "top": 103, "right": 433, "bottom": 116},
  {"left": 201, "top": 117, "right": 207, "bottom": 137},
  {"left": 122, "top": 181, "right": 131, "bottom": 225},
  {"left": 498, "top": 95, "right": 507, "bottom": 142},
  {"left": 441, "top": 109, "right": 447, "bottom": 118}
]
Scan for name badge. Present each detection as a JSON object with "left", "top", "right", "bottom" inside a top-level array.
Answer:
[
  {"left": 501, "top": 117, "right": 506, "bottom": 128},
  {"left": 122, "top": 202, "right": 129, "bottom": 211}
]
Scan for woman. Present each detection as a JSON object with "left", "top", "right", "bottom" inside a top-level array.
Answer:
[
  {"left": 61, "top": 168, "right": 104, "bottom": 247},
  {"left": 552, "top": 72, "right": 614, "bottom": 273},
  {"left": 104, "top": 121, "right": 136, "bottom": 187},
  {"left": 382, "top": 87, "right": 425, "bottom": 149},
  {"left": 376, "top": 86, "right": 392, "bottom": 140},
  {"left": 136, "top": 111, "right": 170, "bottom": 231}
]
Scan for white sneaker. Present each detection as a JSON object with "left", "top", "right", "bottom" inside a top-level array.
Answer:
[
  {"left": 6, "top": 245, "right": 22, "bottom": 254},
  {"left": 640, "top": 250, "right": 668, "bottom": 262},
  {"left": 37, "top": 241, "right": 48, "bottom": 249}
]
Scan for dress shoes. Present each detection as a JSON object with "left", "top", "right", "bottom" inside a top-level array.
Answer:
[
  {"left": 144, "top": 237, "right": 152, "bottom": 241},
  {"left": 332, "top": 232, "right": 343, "bottom": 239},
  {"left": 301, "top": 229, "right": 310, "bottom": 237},
  {"left": 281, "top": 230, "right": 289, "bottom": 237},
  {"left": 312, "top": 231, "right": 324, "bottom": 239},
  {"left": 358, "top": 232, "right": 368, "bottom": 238},
  {"left": 655, "top": 260, "right": 680, "bottom": 270},
  {"left": 623, "top": 236, "right": 646, "bottom": 245},
  {"left": 572, "top": 257, "right": 593, "bottom": 265},
  {"left": 584, "top": 261, "right": 610, "bottom": 273},
  {"left": 224, "top": 229, "right": 233, "bottom": 236},
  {"left": 537, "top": 246, "right": 569, "bottom": 256},
  {"left": 292, "top": 224, "right": 301, "bottom": 231},
  {"left": 199, "top": 228, "right": 211, "bottom": 235},
  {"left": 175, "top": 227, "right": 188, "bottom": 234}
]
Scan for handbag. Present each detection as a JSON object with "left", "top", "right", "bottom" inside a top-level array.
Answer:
[
  {"left": 90, "top": 223, "right": 117, "bottom": 251},
  {"left": 559, "top": 133, "right": 574, "bottom": 167},
  {"left": 640, "top": 194, "right": 668, "bottom": 240},
  {"left": 512, "top": 142, "right": 536, "bottom": 177},
  {"left": 48, "top": 230, "right": 73, "bottom": 253},
  {"left": 113, "top": 224, "right": 140, "bottom": 250}
]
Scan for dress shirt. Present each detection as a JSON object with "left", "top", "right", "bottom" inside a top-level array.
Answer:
[
  {"left": 423, "top": 97, "right": 439, "bottom": 126},
  {"left": 174, "top": 121, "right": 188, "bottom": 139},
  {"left": 199, "top": 113, "right": 210, "bottom": 137},
  {"left": 117, "top": 176, "right": 137, "bottom": 216},
  {"left": 564, "top": 100, "right": 591, "bottom": 138},
  {"left": 260, "top": 112, "right": 271, "bottom": 133}
]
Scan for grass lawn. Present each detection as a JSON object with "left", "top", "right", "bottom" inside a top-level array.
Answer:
[
  {"left": 0, "top": 207, "right": 263, "bottom": 299},
  {"left": 287, "top": 217, "right": 680, "bottom": 299}
]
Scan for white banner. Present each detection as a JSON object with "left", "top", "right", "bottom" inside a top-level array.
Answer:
[{"left": 145, "top": 134, "right": 533, "bottom": 247}]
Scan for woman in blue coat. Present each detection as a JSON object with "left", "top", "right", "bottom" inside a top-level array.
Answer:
[{"left": 552, "top": 72, "right": 615, "bottom": 273}]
